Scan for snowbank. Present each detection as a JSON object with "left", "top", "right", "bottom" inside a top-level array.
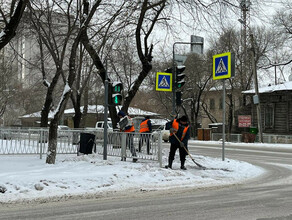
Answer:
[{"left": 0, "top": 151, "right": 265, "bottom": 204}]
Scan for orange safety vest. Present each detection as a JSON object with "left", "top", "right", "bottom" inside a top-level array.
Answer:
[
  {"left": 170, "top": 119, "right": 189, "bottom": 141},
  {"left": 139, "top": 119, "right": 150, "bottom": 133},
  {"left": 124, "top": 117, "right": 135, "bottom": 133}
]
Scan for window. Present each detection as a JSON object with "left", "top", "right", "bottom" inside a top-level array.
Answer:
[
  {"left": 210, "top": 98, "right": 215, "bottom": 110},
  {"left": 264, "top": 104, "right": 274, "bottom": 128}
]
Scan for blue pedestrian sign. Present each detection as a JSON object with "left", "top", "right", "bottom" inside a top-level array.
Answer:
[
  {"left": 156, "top": 72, "right": 172, "bottom": 92},
  {"left": 213, "top": 52, "right": 235, "bottom": 80}
]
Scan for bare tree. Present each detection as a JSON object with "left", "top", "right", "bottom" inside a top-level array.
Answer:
[
  {"left": 182, "top": 53, "right": 213, "bottom": 137},
  {"left": 261, "top": 2, "right": 292, "bottom": 78},
  {"left": 0, "top": 0, "right": 29, "bottom": 50},
  {"left": 45, "top": 0, "right": 102, "bottom": 164}
]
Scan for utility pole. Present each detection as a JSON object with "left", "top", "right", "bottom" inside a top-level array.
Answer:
[
  {"left": 240, "top": 0, "right": 250, "bottom": 92},
  {"left": 250, "top": 34, "right": 263, "bottom": 143}
]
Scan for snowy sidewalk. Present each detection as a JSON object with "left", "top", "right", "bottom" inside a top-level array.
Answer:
[{"left": 0, "top": 151, "right": 264, "bottom": 204}]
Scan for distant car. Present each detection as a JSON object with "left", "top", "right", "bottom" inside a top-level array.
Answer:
[
  {"left": 57, "top": 125, "right": 71, "bottom": 138},
  {"left": 161, "top": 125, "right": 170, "bottom": 142},
  {"left": 95, "top": 121, "right": 113, "bottom": 139},
  {"left": 152, "top": 125, "right": 170, "bottom": 142},
  {"left": 95, "top": 121, "right": 113, "bottom": 131}
]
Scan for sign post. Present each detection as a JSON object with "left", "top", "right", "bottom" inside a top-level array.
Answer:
[{"left": 213, "top": 52, "right": 235, "bottom": 161}]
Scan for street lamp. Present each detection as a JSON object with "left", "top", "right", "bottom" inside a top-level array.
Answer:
[{"left": 238, "top": 19, "right": 263, "bottom": 142}]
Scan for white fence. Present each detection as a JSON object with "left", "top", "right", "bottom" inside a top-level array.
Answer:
[
  {"left": 0, "top": 128, "right": 162, "bottom": 166},
  {"left": 212, "top": 132, "right": 292, "bottom": 144}
]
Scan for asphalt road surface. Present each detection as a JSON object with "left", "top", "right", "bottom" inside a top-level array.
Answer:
[{"left": 0, "top": 142, "right": 292, "bottom": 220}]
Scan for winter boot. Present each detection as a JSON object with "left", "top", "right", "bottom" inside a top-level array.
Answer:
[
  {"left": 165, "top": 158, "right": 173, "bottom": 169},
  {"left": 180, "top": 160, "right": 187, "bottom": 170},
  {"left": 180, "top": 166, "right": 187, "bottom": 170}
]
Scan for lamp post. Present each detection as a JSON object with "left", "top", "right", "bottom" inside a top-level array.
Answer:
[{"left": 238, "top": 20, "right": 263, "bottom": 142}]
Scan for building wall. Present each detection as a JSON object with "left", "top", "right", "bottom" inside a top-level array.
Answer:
[
  {"left": 249, "top": 91, "right": 291, "bottom": 134},
  {"left": 201, "top": 89, "right": 242, "bottom": 128}
]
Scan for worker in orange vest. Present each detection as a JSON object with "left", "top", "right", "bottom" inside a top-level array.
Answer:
[
  {"left": 118, "top": 111, "right": 137, "bottom": 162},
  {"left": 138, "top": 116, "right": 152, "bottom": 154},
  {"left": 165, "top": 115, "right": 190, "bottom": 170}
]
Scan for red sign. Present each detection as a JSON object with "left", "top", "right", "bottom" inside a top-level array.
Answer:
[{"left": 238, "top": 115, "right": 251, "bottom": 127}]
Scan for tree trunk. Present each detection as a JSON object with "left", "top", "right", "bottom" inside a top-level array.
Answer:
[
  {"left": 73, "top": 95, "right": 82, "bottom": 128},
  {"left": 45, "top": 120, "right": 58, "bottom": 164},
  {"left": 40, "top": 68, "right": 62, "bottom": 127},
  {"left": 122, "top": 63, "right": 152, "bottom": 113},
  {"left": 80, "top": 31, "right": 119, "bottom": 128},
  {"left": 80, "top": 87, "right": 89, "bottom": 128}
]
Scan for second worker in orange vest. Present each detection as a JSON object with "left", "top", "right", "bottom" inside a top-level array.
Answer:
[{"left": 138, "top": 116, "right": 152, "bottom": 154}]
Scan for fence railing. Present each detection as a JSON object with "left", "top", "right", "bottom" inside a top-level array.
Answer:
[
  {"left": 212, "top": 132, "right": 292, "bottom": 144},
  {"left": 0, "top": 127, "right": 162, "bottom": 166}
]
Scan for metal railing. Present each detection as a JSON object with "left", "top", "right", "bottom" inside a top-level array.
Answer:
[
  {"left": 211, "top": 132, "right": 292, "bottom": 144},
  {"left": 0, "top": 127, "right": 162, "bottom": 166}
]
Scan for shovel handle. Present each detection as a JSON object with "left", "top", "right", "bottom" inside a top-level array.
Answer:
[{"left": 172, "top": 133, "right": 205, "bottom": 168}]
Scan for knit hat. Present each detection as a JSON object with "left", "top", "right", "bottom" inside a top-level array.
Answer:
[
  {"left": 180, "top": 115, "right": 188, "bottom": 122},
  {"left": 117, "top": 111, "right": 126, "bottom": 117}
]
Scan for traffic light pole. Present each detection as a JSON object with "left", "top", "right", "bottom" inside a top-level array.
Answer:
[
  {"left": 103, "top": 60, "right": 108, "bottom": 160},
  {"left": 172, "top": 41, "right": 203, "bottom": 117}
]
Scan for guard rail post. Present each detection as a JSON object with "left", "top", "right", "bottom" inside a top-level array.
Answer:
[
  {"left": 40, "top": 129, "right": 43, "bottom": 159},
  {"left": 121, "top": 133, "right": 127, "bottom": 161},
  {"left": 158, "top": 131, "right": 162, "bottom": 167}
]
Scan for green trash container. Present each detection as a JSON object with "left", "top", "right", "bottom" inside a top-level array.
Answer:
[{"left": 249, "top": 127, "right": 258, "bottom": 134}]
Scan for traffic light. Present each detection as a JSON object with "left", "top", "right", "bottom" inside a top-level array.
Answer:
[
  {"left": 176, "top": 91, "right": 182, "bottom": 106},
  {"left": 175, "top": 65, "right": 186, "bottom": 89},
  {"left": 110, "top": 82, "right": 123, "bottom": 105},
  {"left": 164, "top": 67, "right": 172, "bottom": 73}
]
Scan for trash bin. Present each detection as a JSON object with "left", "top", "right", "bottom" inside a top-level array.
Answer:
[
  {"left": 249, "top": 127, "right": 258, "bottom": 135},
  {"left": 241, "top": 131, "right": 256, "bottom": 143},
  {"left": 203, "top": 128, "right": 211, "bottom": 141},
  {"left": 197, "top": 128, "right": 204, "bottom": 140},
  {"left": 78, "top": 133, "right": 96, "bottom": 155},
  {"left": 197, "top": 128, "right": 211, "bottom": 141}
]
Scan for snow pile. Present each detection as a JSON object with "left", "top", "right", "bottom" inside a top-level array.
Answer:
[{"left": 0, "top": 152, "right": 264, "bottom": 204}]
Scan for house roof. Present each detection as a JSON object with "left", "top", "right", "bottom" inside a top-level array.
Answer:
[
  {"left": 242, "top": 81, "right": 292, "bottom": 94},
  {"left": 20, "top": 105, "right": 159, "bottom": 118}
]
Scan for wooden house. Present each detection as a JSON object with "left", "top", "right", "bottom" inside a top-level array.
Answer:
[{"left": 242, "top": 81, "right": 292, "bottom": 134}]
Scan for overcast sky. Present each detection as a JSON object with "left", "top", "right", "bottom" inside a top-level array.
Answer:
[{"left": 151, "top": 0, "right": 290, "bottom": 87}]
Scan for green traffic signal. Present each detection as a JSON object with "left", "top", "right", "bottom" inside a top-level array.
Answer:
[
  {"left": 114, "top": 85, "right": 121, "bottom": 92},
  {"left": 175, "top": 65, "right": 186, "bottom": 89},
  {"left": 113, "top": 94, "right": 122, "bottom": 105},
  {"left": 110, "top": 82, "right": 123, "bottom": 105}
]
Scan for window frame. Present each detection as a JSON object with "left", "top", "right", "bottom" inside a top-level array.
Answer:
[{"left": 264, "top": 103, "right": 274, "bottom": 129}]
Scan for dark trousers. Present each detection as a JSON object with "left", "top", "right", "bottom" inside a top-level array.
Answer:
[
  {"left": 126, "top": 132, "right": 136, "bottom": 157},
  {"left": 138, "top": 133, "right": 151, "bottom": 154},
  {"left": 168, "top": 142, "right": 187, "bottom": 165}
]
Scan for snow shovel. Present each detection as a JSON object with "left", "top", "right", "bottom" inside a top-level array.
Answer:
[
  {"left": 172, "top": 133, "right": 205, "bottom": 169},
  {"left": 172, "top": 133, "right": 231, "bottom": 172}
]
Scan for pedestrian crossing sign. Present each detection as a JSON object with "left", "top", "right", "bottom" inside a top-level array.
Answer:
[
  {"left": 156, "top": 72, "right": 172, "bottom": 92},
  {"left": 213, "top": 52, "right": 235, "bottom": 80}
]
